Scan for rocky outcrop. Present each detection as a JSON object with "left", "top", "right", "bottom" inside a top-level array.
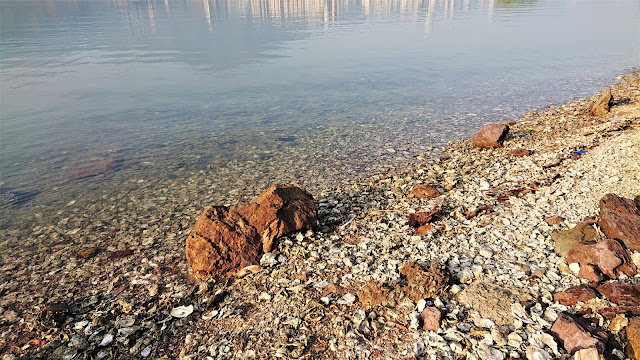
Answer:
[
  {"left": 599, "top": 193, "right": 640, "bottom": 252},
  {"left": 186, "top": 184, "right": 316, "bottom": 278},
  {"left": 566, "top": 238, "right": 636, "bottom": 280},
  {"left": 588, "top": 89, "right": 613, "bottom": 117},
  {"left": 471, "top": 123, "right": 509, "bottom": 149},
  {"left": 551, "top": 312, "right": 608, "bottom": 354}
]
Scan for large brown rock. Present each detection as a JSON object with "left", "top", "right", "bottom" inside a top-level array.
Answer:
[
  {"left": 411, "top": 184, "right": 441, "bottom": 199},
  {"left": 551, "top": 223, "right": 598, "bottom": 257},
  {"left": 471, "top": 123, "right": 509, "bottom": 149},
  {"left": 588, "top": 88, "right": 613, "bottom": 117},
  {"left": 599, "top": 193, "right": 640, "bottom": 252},
  {"left": 597, "top": 283, "right": 640, "bottom": 306},
  {"left": 551, "top": 312, "right": 608, "bottom": 354},
  {"left": 553, "top": 285, "right": 599, "bottom": 306},
  {"left": 186, "top": 184, "right": 316, "bottom": 278},
  {"left": 627, "top": 317, "right": 640, "bottom": 360},
  {"left": 566, "top": 238, "right": 636, "bottom": 280}
]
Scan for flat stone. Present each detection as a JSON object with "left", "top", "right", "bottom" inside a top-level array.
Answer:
[
  {"left": 357, "top": 282, "right": 387, "bottom": 308},
  {"left": 544, "top": 215, "right": 564, "bottom": 225},
  {"left": 407, "top": 208, "right": 439, "bottom": 227},
  {"left": 566, "top": 238, "right": 636, "bottom": 280},
  {"left": 551, "top": 312, "right": 607, "bottom": 354},
  {"left": 578, "top": 264, "right": 604, "bottom": 283},
  {"left": 598, "top": 306, "right": 640, "bottom": 320},
  {"left": 627, "top": 317, "right": 640, "bottom": 360},
  {"left": 457, "top": 280, "right": 533, "bottom": 326},
  {"left": 596, "top": 283, "right": 640, "bottom": 306},
  {"left": 550, "top": 223, "right": 598, "bottom": 257},
  {"left": 421, "top": 307, "right": 441, "bottom": 332},
  {"left": 508, "top": 149, "right": 532, "bottom": 157},
  {"left": 471, "top": 123, "right": 509, "bottom": 149},
  {"left": 411, "top": 184, "right": 441, "bottom": 199},
  {"left": 588, "top": 88, "right": 613, "bottom": 117},
  {"left": 553, "top": 285, "right": 599, "bottom": 306},
  {"left": 574, "top": 347, "right": 604, "bottom": 360},
  {"left": 599, "top": 193, "right": 640, "bottom": 252},
  {"left": 609, "top": 314, "right": 629, "bottom": 332},
  {"left": 414, "top": 224, "right": 433, "bottom": 236}
]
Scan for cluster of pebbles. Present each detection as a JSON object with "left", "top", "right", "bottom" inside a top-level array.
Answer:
[{"left": 1, "top": 72, "right": 640, "bottom": 360}]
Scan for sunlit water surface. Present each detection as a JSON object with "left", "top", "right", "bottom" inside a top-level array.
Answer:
[{"left": 1, "top": 0, "right": 639, "bottom": 226}]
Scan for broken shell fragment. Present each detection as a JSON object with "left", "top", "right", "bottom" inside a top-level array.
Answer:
[{"left": 170, "top": 305, "right": 194, "bottom": 318}]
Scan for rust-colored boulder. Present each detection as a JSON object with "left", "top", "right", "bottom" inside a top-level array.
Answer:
[
  {"left": 627, "top": 317, "right": 640, "bottom": 359},
  {"left": 421, "top": 307, "right": 441, "bottom": 332},
  {"left": 588, "top": 88, "right": 613, "bottom": 117},
  {"left": 551, "top": 312, "right": 608, "bottom": 354},
  {"left": 597, "top": 283, "right": 640, "bottom": 306},
  {"left": 186, "top": 184, "right": 316, "bottom": 278},
  {"left": 472, "top": 123, "right": 509, "bottom": 149},
  {"left": 411, "top": 184, "right": 441, "bottom": 199},
  {"left": 69, "top": 158, "right": 118, "bottom": 180},
  {"left": 566, "top": 238, "right": 636, "bottom": 280},
  {"left": 599, "top": 193, "right": 640, "bottom": 252},
  {"left": 554, "top": 285, "right": 599, "bottom": 306},
  {"left": 599, "top": 306, "right": 640, "bottom": 320}
]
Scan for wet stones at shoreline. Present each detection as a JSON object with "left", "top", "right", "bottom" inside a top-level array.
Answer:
[
  {"left": 68, "top": 158, "right": 119, "bottom": 180},
  {"left": 589, "top": 88, "right": 613, "bottom": 117}
]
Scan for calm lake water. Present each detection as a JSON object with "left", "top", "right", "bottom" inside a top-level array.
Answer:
[{"left": 1, "top": 0, "right": 639, "bottom": 217}]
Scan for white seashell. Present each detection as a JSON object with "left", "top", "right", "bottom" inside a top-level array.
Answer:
[
  {"left": 99, "top": 333, "right": 113, "bottom": 346},
  {"left": 202, "top": 310, "right": 218, "bottom": 320},
  {"left": 116, "top": 318, "right": 135, "bottom": 328},
  {"left": 170, "top": 305, "right": 193, "bottom": 318}
]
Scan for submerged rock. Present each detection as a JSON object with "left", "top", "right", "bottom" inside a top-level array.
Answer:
[{"left": 68, "top": 158, "right": 119, "bottom": 180}]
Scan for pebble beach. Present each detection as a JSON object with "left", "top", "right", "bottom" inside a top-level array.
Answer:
[{"left": 1, "top": 71, "right": 640, "bottom": 360}]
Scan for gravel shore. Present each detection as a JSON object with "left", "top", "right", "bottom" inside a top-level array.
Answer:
[{"left": 1, "top": 72, "right": 639, "bottom": 360}]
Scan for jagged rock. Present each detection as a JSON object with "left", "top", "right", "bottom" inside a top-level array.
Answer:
[
  {"left": 407, "top": 208, "right": 439, "bottom": 227},
  {"left": 596, "top": 283, "right": 640, "bottom": 306},
  {"left": 553, "top": 285, "right": 599, "bottom": 306},
  {"left": 186, "top": 184, "right": 317, "bottom": 278},
  {"left": 69, "top": 158, "right": 118, "bottom": 180},
  {"left": 566, "top": 238, "right": 636, "bottom": 280},
  {"left": 399, "top": 261, "right": 449, "bottom": 302},
  {"left": 599, "top": 306, "right": 640, "bottom": 320},
  {"left": 411, "top": 184, "right": 441, "bottom": 199},
  {"left": 471, "top": 123, "right": 509, "bottom": 149},
  {"left": 588, "top": 88, "right": 613, "bottom": 117},
  {"left": 578, "top": 264, "right": 604, "bottom": 283},
  {"left": 457, "top": 280, "right": 533, "bottom": 326},
  {"left": 421, "top": 307, "right": 441, "bottom": 332},
  {"left": 551, "top": 312, "right": 608, "bottom": 354},
  {"left": 551, "top": 223, "right": 598, "bottom": 257},
  {"left": 599, "top": 193, "right": 640, "bottom": 252},
  {"left": 627, "top": 317, "right": 640, "bottom": 360}
]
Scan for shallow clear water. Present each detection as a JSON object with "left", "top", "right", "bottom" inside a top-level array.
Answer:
[{"left": 1, "top": 0, "right": 639, "bottom": 215}]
